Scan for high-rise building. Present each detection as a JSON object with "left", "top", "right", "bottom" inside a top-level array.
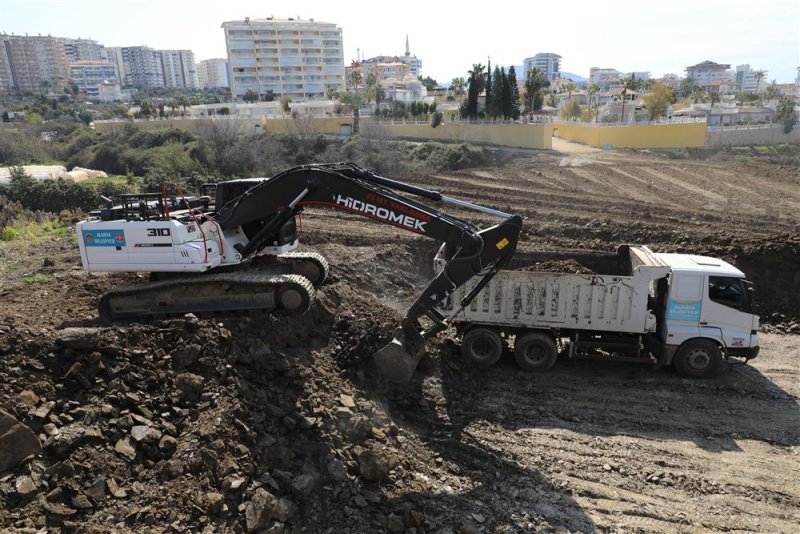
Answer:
[
  {"left": 198, "top": 58, "right": 230, "bottom": 89},
  {"left": 524, "top": 53, "right": 561, "bottom": 80},
  {"left": 222, "top": 17, "right": 346, "bottom": 101},
  {"left": 0, "top": 34, "right": 70, "bottom": 94},
  {"left": 161, "top": 49, "right": 199, "bottom": 89},
  {"left": 119, "top": 46, "right": 164, "bottom": 88},
  {"left": 734, "top": 64, "right": 768, "bottom": 93},
  {"left": 64, "top": 38, "right": 107, "bottom": 62},
  {"left": 106, "top": 46, "right": 125, "bottom": 85}
]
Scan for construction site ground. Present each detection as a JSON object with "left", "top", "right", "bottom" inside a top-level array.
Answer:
[{"left": 1, "top": 146, "right": 799, "bottom": 533}]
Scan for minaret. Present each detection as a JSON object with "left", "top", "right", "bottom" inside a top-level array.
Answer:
[{"left": 405, "top": 35, "right": 410, "bottom": 57}]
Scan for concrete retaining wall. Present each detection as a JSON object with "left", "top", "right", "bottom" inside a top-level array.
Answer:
[{"left": 705, "top": 125, "right": 800, "bottom": 147}]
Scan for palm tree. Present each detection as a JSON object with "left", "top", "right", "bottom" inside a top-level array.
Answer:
[
  {"left": 619, "top": 75, "right": 637, "bottom": 123},
  {"left": 587, "top": 84, "right": 600, "bottom": 122},
  {"left": 564, "top": 81, "right": 575, "bottom": 100}
]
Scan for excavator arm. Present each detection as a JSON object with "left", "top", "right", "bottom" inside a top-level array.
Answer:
[{"left": 213, "top": 163, "right": 522, "bottom": 383}]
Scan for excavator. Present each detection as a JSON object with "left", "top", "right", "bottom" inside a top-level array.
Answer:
[{"left": 76, "top": 163, "right": 522, "bottom": 383}]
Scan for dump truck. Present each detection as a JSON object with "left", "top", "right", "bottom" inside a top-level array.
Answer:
[{"left": 436, "top": 245, "right": 759, "bottom": 378}]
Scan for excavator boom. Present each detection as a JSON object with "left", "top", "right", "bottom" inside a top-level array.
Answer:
[{"left": 77, "top": 163, "right": 522, "bottom": 384}]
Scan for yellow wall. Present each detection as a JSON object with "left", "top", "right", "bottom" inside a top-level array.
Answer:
[
  {"left": 550, "top": 122, "right": 707, "bottom": 148},
  {"left": 383, "top": 122, "right": 552, "bottom": 149},
  {"left": 94, "top": 117, "right": 703, "bottom": 150}
]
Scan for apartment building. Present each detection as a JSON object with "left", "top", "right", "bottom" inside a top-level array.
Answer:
[
  {"left": 118, "top": 46, "right": 164, "bottom": 88},
  {"left": 64, "top": 38, "right": 107, "bottom": 62},
  {"left": 734, "top": 64, "right": 768, "bottom": 93},
  {"left": 0, "top": 34, "right": 70, "bottom": 94},
  {"left": 70, "top": 61, "right": 118, "bottom": 98},
  {"left": 198, "top": 58, "right": 230, "bottom": 89},
  {"left": 161, "top": 49, "right": 199, "bottom": 89},
  {"left": 222, "top": 17, "right": 346, "bottom": 101},
  {"left": 685, "top": 60, "right": 731, "bottom": 93},
  {"left": 524, "top": 53, "right": 561, "bottom": 80},
  {"left": 589, "top": 67, "right": 621, "bottom": 89}
]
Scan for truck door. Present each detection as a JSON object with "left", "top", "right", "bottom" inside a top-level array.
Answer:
[
  {"left": 665, "top": 273, "right": 703, "bottom": 346},
  {"left": 701, "top": 276, "right": 755, "bottom": 349}
]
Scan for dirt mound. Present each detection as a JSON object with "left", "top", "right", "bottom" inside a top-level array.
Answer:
[{"left": 0, "top": 281, "right": 429, "bottom": 532}]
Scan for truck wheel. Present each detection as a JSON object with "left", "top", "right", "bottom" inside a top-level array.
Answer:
[
  {"left": 514, "top": 332, "right": 557, "bottom": 372},
  {"left": 673, "top": 339, "right": 722, "bottom": 378},
  {"left": 461, "top": 328, "right": 503, "bottom": 368}
]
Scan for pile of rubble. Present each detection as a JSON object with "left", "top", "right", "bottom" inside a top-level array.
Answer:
[{"left": 0, "top": 281, "right": 441, "bottom": 532}]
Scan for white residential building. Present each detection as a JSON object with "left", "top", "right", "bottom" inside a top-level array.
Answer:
[
  {"left": 160, "top": 49, "right": 199, "bottom": 89},
  {"left": 734, "top": 64, "right": 768, "bottom": 93},
  {"left": 64, "top": 38, "right": 107, "bottom": 62},
  {"left": 685, "top": 60, "right": 732, "bottom": 93},
  {"left": 222, "top": 17, "right": 346, "bottom": 102},
  {"left": 589, "top": 67, "right": 621, "bottom": 89},
  {"left": 198, "top": 58, "right": 230, "bottom": 89},
  {"left": 70, "top": 61, "right": 118, "bottom": 97},
  {"left": 117, "top": 46, "right": 164, "bottom": 88},
  {"left": 524, "top": 53, "right": 561, "bottom": 80}
]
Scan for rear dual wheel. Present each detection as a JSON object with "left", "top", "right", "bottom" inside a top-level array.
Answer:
[
  {"left": 461, "top": 328, "right": 503, "bottom": 368},
  {"left": 514, "top": 332, "right": 558, "bottom": 372}
]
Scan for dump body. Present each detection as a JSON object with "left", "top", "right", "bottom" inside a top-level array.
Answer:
[{"left": 437, "top": 245, "right": 669, "bottom": 335}]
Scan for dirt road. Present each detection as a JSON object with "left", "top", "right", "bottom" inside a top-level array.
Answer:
[{"left": 1, "top": 147, "right": 798, "bottom": 532}]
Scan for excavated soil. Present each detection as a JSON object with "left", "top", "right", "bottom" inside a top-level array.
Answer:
[{"left": 1, "top": 148, "right": 799, "bottom": 533}]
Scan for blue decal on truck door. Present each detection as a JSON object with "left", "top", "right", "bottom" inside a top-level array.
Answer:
[
  {"left": 667, "top": 300, "right": 702, "bottom": 321},
  {"left": 82, "top": 229, "right": 126, "bottom": 247}
]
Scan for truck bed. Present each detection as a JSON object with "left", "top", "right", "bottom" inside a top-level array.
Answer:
[{"left": 437, "top": 245, "right": 670, "bottom": 335}]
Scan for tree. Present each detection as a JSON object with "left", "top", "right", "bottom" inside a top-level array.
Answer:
[
  {"left": 776, "top": 95, "right": 798, "bottom": 133},
  {"left": 261, "top": 90, "right": 276, "bottom": 102},
  {"left": 338, "top": 90, "right": 364, "bottom": 134},
  {"left": 500, "top": 67, "right": 512, "bottom": 119},
  {"left": 485, "top": 59, "right": 493, "bottom": 119},
  {"left": 679, "top": 77, "right": 697, "bottom": 99},
  {"left": 523, "top": 67, "right": 550, "bottom": 113},
  {"left": 507, "top": 66, "right": 520, "bottom": 120},
  {"left": 691, "top": 86, "right": 707, "bottom": 104},
  {"left": 465, "top": 63, "right": 486, "bottom": 120},
  {"left": 243, "top": 89, "right": 259, "bottom": 103},
  {"left": 139, "top": 99, "right": 155, "bottom": 118},
  {"left": 619, "top": 74, "right": 637, "bottom": 123},
  {"left": 451, "top": 77, "right": 466, "bottom": 97},
  {"left": 177, "top": 96, "right": 190, "bottom": 115},
  {"left": 753, "top": 70, "right": 766, "bottom": 94},
  {"left": 419, "top": 76, "right": 438, "bottom": 91},
  {"left": 709, "top": 91, "right": 720, "bottom": 108},
  {"left": 348, "top": 69, "right": 363, "bottom": 91},
  {"left": 587, "top": 83, "right": 600, "bottom": 122},
  {"left": 279, "top": 95, "right": 292, "bottom": 114},
  {"left": 564, "top": 81, "right": 575, "bottom": 100},
  {"left": 764, "top": 81, "right": 780, "bottom": 102},
  {"left": 560, "top": 98, "right": 581, "bottom": 120},
  {"left": 642, "top": 82, "right": 674, "bottom": 121}
]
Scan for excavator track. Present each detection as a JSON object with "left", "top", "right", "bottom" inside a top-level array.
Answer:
[
  {"left": 99, "top": 272, "right": 314, "bottom": 322},
  {"left": 251, "top": 251, "right": 330, "bottom": 287}
]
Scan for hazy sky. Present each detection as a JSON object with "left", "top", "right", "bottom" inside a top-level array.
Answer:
[{"left": 2, "top": 0, "right": 798, "bottom": 83}]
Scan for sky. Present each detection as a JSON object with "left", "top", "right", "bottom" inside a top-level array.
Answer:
[{"left": 2, "top": 0, "right": 799, "bottom": 83}]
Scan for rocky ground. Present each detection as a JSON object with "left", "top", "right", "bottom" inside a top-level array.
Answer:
[{"left": 1, "top": 146, "right": 799, "bottom": 533}]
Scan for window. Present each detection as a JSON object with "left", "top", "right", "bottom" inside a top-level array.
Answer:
[{"left": 708, "top": 276, "right": 748, "bottom": 311}]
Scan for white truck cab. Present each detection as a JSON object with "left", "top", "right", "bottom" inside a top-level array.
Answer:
[{"left": 654, "top": 253, "right": 759, "bottom": 374}]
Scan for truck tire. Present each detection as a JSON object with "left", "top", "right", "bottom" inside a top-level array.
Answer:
[
  {"left": 514, "top": 332, "right": 557, "bottom": 372},
  {"left": 461, "top": 328, "right": 503, "bottom": 368},
  {"left": 673, "top": 339, "right": 722, "bottom": 378}
]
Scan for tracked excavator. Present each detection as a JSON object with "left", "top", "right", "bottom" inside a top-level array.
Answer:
[{"left": 76, "top": 163, "right": 522, "bottom": 383}]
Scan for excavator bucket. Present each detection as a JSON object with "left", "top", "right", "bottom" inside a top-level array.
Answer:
[{"left": 374, "top": 320, "right": 427, "bottom": 384}]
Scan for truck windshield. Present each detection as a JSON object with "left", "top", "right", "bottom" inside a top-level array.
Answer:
[{"left": 708, "top": 276, "right": 751, "bottom": 312}]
